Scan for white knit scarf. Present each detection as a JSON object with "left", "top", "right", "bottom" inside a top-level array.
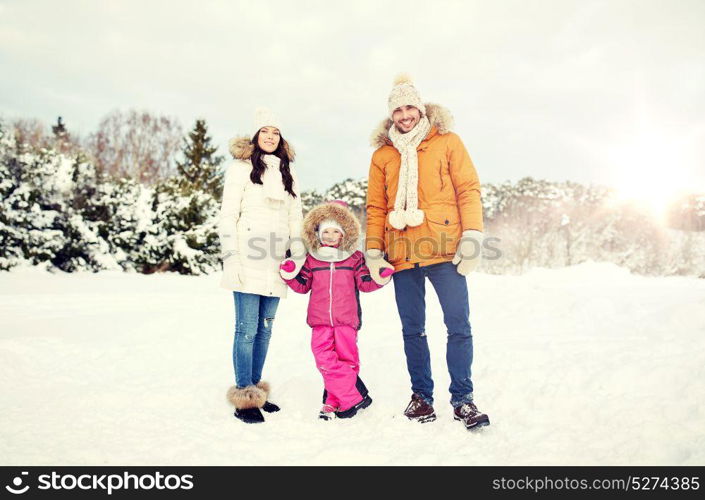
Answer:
[
  {"left": 387, "top": 115, "right": 431, "bottom": 229},
  {"left": 310, "top": 245, "right": 354, "bottom": 263},
  {"left": 261, "top": 154, "right": 287, "bottom": 202}
]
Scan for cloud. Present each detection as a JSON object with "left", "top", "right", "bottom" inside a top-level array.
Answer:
[{"left": 1, "top": 0, "right": 704, "bottom": 191}]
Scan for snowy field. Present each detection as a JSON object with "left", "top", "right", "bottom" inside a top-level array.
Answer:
[{"left": 1, "top": 262, "right": 704, "bottom": 466}]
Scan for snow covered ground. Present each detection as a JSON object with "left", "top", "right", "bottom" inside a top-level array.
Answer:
[{"left": 1, "top": 262, "right": 704, "bottom": 466}]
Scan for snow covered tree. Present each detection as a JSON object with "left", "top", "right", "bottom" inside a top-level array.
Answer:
[
  {"left": 141, "top": 119, "right": 226, "bottom": 274},
  {"left": 176, "top": 119, "right": 224, "bottom": 200},
  {"left": 0, "top": 131, "right": 64, "bottom": 269},
  {"left": 324, "top": 178, "right": 367, "bottom": 209},
  {"left": 0, "top": 121, "right": 26, "bottom": 270},
  {"left": 0, "top": 119, "right": 113, "bottom": 272},
  {"left": 300, "top": 189, "right": 324, "bottom": 214},
  {"left": 145, "top": 178, "right": 220, "bottom": 275},
  {"left": 49, "top": 151, "right": 117, "bottom": 272},
  {"left": 80, "top": 177, "right": 149, "bottom": 271},
  {"left": 323, "top": 178, "right": 368, "bottom": 223}
]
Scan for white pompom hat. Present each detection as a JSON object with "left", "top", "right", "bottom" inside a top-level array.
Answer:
[
  {"left": 387, "top": 74, "right": 426, "bottom": 118},
  {"left": 253, "top": 107, "right": 282, "bottom": 136}
]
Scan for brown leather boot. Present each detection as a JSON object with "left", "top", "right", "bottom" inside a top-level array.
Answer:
[
  {"left": 403, "top": 393, "right": 437, "bottom": 423},
  {"left": 453, "top": 401, "right": 490, "bottom": 430}
]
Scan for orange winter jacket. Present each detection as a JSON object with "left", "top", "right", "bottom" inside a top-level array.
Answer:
[{"left": 365, "top": 103, "right": 483, "bottom": 271}]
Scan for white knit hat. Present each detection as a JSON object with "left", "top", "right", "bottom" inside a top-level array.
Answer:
[
  {"left": 253, "top": 107, "right": 282, "bottom": 135},
  {"left": 387, "top": 74, "right": 426, "bottom": 118},
  {"left": 318, "top": 218, "right": 345, "bottom": 242}
]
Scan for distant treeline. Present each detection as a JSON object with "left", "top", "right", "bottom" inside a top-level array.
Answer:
[{"left": 1, "top": 116, "right": 703, "bottom": 277}]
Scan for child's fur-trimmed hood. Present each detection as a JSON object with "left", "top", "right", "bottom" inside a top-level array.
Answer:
[
  {"left": 369, "top": 102, "right": 454, "bottom": 149},
  {"left": 302, "top": 202, "right": 361, "bottom": 253}
]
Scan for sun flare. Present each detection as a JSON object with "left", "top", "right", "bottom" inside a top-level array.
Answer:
[{"left": 605, "top": 127, "right": 702, "bottom": 222}]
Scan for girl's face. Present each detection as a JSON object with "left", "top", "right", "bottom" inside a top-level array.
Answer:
[
  {"left": 321, "top": 228, "right": 343, "bottom": 247},
  {"left": 257, "top": 126, "right": 281, "bottom": 153}
]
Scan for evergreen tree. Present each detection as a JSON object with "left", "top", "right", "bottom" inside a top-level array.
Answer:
[
  {"left": 300, "top": 189, "right": 324, "bottom": 214},
  {"left": 50, "top": 116, "right": 77, "bottom": 154},
  {"left": 176, "top": 119, "right": 224, "bottom": 200},
  {"left": 145, "top": 177, "right": 220, "bottom": 275},
  {"left": 51, "top": 151, "right": 117, "bottom": 272},
  {"left": 51, "top": 116, "right": 68, "bottom": 141},
  {"left": 86, "top": 178, "right": 152, "bottom": 271},
  {"left": 324, "top": 178, "right": 368, "bottom": 222},
  {"left": 0, "top": 121, "right": 26, "bottom": 270}
]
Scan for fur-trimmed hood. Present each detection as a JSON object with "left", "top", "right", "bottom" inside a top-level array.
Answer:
[
  {"left": 302, "top": 202, "right": 361, "bottom": 253},
  {"left": 369, "top": 103, "right": 454, "bottom": 149},
  {"left": 228, "top": 135, "right": 296, "bottom": 161}
]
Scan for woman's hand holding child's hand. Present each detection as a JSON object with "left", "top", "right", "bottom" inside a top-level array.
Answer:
[{"left": 280, "top": 239, "right": 307, "bottom": 280}]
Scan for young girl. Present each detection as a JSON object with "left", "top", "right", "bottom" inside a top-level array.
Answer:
[{"left": 280, "top": 200, "right": 392, "bottom": 420}]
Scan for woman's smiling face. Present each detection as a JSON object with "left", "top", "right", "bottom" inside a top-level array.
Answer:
[{"left": 257, "top": 126, "right": 280, "bottom": 153}]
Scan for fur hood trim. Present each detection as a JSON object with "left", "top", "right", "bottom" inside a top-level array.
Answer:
[
  {"left": 370, "top": 102, "right": 454, "bottom": 149},
  {"left": 302, "top": 202, "right": 361, "bottom": 253},
  {"left": 229, "top": 135, "right": 296, "bottom": 161}
]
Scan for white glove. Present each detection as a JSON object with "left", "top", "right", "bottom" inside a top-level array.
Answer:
[
  {"left": 452, "top": 230, "right": 484, "bottom": 276},
  {"left": 223, "top": 253, "right": 243, "bottom": 287},
  {"left": 280, "top": 238, "right": 307, "bottom": 280},
  {"left": 365, "top": 249, "right": 393, "bottom": 286}
]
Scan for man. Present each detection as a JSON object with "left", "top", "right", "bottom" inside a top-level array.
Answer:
[{"left": 365, "top": 75, "right": 490, "bottom": 430}]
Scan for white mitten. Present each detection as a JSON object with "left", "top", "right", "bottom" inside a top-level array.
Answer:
[
  {"left": 452, "top": 230, "right": 484, "bottom": 276},
  {"left": 365, "top": 248, "right": 393, "bottom": 285},
  {"left": 280, "top": 238, "right": 307, "bottom": 280},
  {"left": 223, "top": 253, "right": 243, "bottom": 287}
]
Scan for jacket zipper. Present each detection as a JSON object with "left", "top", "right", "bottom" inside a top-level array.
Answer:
[{"left": 329, "top": 262, "right": 334, "bottom": 326}]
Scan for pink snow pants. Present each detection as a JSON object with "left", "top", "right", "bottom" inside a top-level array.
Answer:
[{"left": 311, "top": 325, "right": 363, "bottom": 411}]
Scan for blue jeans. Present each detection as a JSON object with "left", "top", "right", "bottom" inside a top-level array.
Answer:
[
  {"left": 232, "top": 292, "right": 280, "bottom": 388},
  {"left": 392, "top": 261, "right": 474, "bottom": 407}
]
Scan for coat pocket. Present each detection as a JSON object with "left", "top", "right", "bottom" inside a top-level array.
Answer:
[{"left": 421, "top": 209, "right": 461, "bottom": 259}]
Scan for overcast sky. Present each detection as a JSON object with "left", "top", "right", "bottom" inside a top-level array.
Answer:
[{"left": 1, "top": 0, "right": 703, "bottom": 194}]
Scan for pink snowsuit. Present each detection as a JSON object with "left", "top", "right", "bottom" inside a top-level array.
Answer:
[{"left": 285, "top": 250, "right": 383, "bottom": 411}]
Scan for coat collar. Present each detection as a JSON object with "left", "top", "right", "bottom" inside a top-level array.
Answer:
[
  {"left": 309, "top": 246, "right": 355, "bottom": 263},
  {"left": 369, "top": 103, "right": 454, "bottom": 149}
]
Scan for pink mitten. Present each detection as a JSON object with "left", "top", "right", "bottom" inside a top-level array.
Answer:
[
  {"left": 280, "top": 260, "right": 295, "bottom": 273},
  {"left": 380, "top": 267, "right": 395, "bottom": 278}
]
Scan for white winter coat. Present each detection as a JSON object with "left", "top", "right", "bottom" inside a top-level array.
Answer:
[{"left": 218, "top": 136, "right": 303, "bottom": 298}]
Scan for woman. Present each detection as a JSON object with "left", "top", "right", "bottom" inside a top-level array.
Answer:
[{"left": 219, "top": 108, "right": 305, "bottom": 424}]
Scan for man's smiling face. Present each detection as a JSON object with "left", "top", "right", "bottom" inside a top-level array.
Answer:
[{"left": 392, "top": 105, "right": 421, "bottom": 134}]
